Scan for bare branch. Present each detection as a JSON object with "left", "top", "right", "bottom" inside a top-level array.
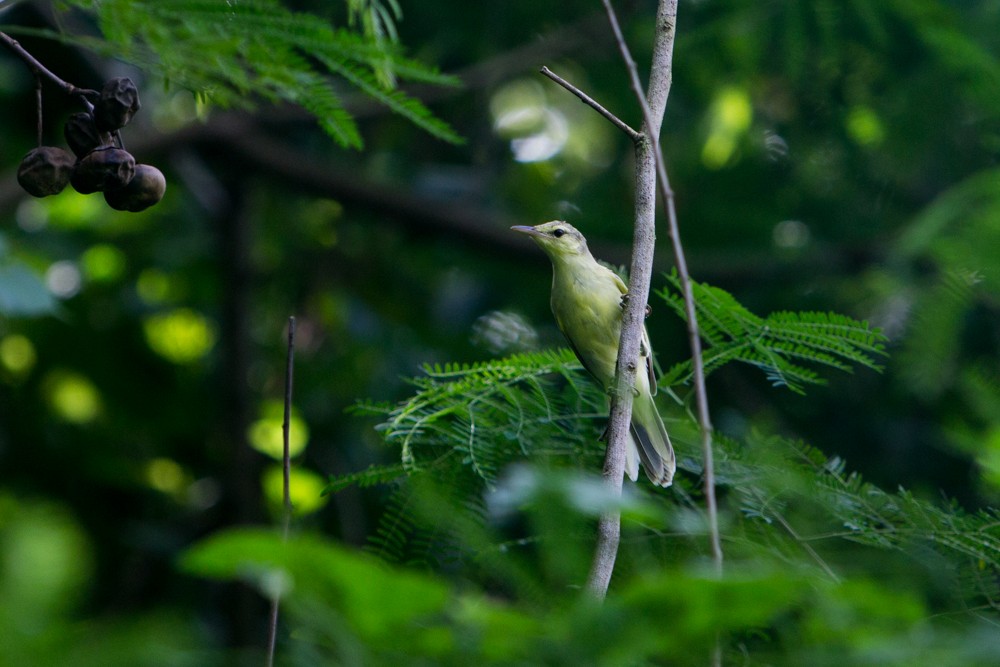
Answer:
[
  {"left": 539, "top": 66, "right": 640, "bottom": 141},
  {"left": 567, "top": 0, "right": 680, "bottom": 598},
  {"left": 282, "top": 316, "right": 297, "bottom": 516},
  {"left": 602, "top": 0, "right": 722, "bottom": 578},
  {"left": 0, "top": 30, "right": 98, "bottom": 103},
  {"left": 266, "top": 316, "right": 297, "bottom": 666}
]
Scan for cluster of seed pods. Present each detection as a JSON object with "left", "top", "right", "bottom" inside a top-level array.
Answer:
[{"left": 16, "top": 77, "right": 165, "bottom": 212}]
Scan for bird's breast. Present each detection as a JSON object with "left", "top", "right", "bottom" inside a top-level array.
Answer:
[{"left": 550, "top": 263, "right": 624, "bottom": 383}]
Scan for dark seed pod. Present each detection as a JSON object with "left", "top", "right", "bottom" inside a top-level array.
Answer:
[
  {"left": 104, "top": 164, "right": 166, "bottom": 212},
  {"left": 17, "top": 146, "right": 75, "bottom": 197},
  {"left": 94, "top": 77, "right": 141, "bottom": 132},
  {"left": 70, "top": 147, "right": 136, "bottom": 194},
  {"left": 64, "top": 112, "right": 105, "bottom": 158}
]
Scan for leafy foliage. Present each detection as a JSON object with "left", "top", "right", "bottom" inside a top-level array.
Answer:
[
  {"left": 327, "top": 275, "right": 998, "bottom": 621},
  {"left": 322, "top": 343, "right": 1000, "bottom": 662},
  {"left": 345, "top": 337, "right": 1000, "bottom": 588},
  {"left": 3, "top": 0, "right": 1000, "bottom": 663},
  {"left": 336, "top": 348, "right": 610, "bottom": 565},
  {"left": 21, "top": 0, "right": 461, "bottom": 147},
  {"left": 657, "top": 272, "right": 888, "bottom": 393},
  {"left": 716, "top": 432, "right": 1000, "bottom": 607},
  {"left": 348, "top": 348, "right": 606, "bottom": 486},
  {"left": 179, "top": 526, "right": 1000, "bottom": 666}
]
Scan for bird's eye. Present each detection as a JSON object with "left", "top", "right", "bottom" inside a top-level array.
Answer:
[{"left": 552, "top": 228, "right": 566, "bottom": 238}]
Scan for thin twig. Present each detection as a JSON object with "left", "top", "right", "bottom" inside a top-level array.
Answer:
[
  {"left": 539, "top": 66, "right": 640, "bottom": 142},
  {"left": 34, "top": 72, "right": 42, "bottom": 147},
  {"left": 282, "top": 316, "right": 296, "bottom": 516},
  {"left": 0, "top": 31, "right": 98, "bottom": 102},
  {"left": 265, "top": 316, "right": 296, "bottom": 667}
]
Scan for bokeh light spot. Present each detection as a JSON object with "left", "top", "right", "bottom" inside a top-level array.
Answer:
[
  {"left": 846, "top": 105, "right": 885, "bottom": 146},
  {"left": 471, "top": 311, "right": 539, "bottom": 354},
  {"left": 80, "top": 244, "right": 127, "bottom": 284},
  {"left": 44, "top": 370, "right": 102, "bottom": 423},
  {"left": 702, "top": 86, "right": 753, "bottom": 169},
  {"left": 136, "top": 269, "right": 174, "bottom": 305},
  {"left": 772, "top": 220, "right": 811, "bottom": 249},
  {"left": 262, "top": 465, "right": 328, "bottom": 516},
  {"left": 143, "top": 309, "right": 216, "bottom": 364},
  {"left": 248, "top": 401, "right": 309, "bottom": 460},
  {"left": 491, "top": 79, "right": 569, "bottom": 163},
  {"left": 46, "top": 261, "right": 82, "bottom": 298},
  {"left": 0, "top": 496, "right": 93, "bottom": 615},
  {"left": 44, "top": 189, "right": 105, "bottom": 230},
  {"left": 145, "top": 457, "right": 189, "bottom": 494},
  {"left": 0, "top": 334, "right": 37, "bottom": 377}
]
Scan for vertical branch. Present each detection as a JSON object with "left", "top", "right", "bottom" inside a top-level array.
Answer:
[
  {"left": 603, "top": 0, "right": 723, "bottom": 575},
  {"left": 583, "top": 0, "right": 681, "bottom": 599},
  {"left": 266, "top": 316, "right": 297, "bottom": 667},
  {"left": 281, "top": 316, "right": 296, "bottom": 518}
]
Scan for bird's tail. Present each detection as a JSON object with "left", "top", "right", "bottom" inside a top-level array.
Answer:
[{"left": 629, "top": 392, "right": 675, "bottom": 487}]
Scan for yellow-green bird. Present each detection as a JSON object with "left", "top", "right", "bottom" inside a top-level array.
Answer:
[{"left": 512, "top": 221, "right": 675, "bottom": 487}]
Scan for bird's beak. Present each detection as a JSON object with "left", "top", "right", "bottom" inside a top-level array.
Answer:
[{"left": 511, "top": 225, "right": 543, "bottom": 238}]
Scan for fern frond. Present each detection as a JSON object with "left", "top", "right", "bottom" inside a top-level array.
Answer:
[
  {"left": 45, "top": 0, "right": 461, "bottom": 147},
  {"left": 722, "top": 432, "right": 1000, "bottom": 603},
  {"left": 359, "top": 348, "right": 604, "bottom": 487},
  {"left": 895, "top": 270, "right": 980, "bottom": 397},
  {"left": 324, "top": 463, "right": 407, "bottom": 495},
  {"left": 313, "top": 53, "right": 463, "bottom": 144},
  {"left": 659, "top": 272, "right": 888, "bottom": 393}
]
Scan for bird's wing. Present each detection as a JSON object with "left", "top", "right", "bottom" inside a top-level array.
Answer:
[
  {"left": 641, "top": 326, "right": 657, "bottom": 396},
  {"left": 557, "top": 319, "right": 603, "bottom": 385},
  {"left": 610, "top": 271, "right": 628, "bottom": 296}
]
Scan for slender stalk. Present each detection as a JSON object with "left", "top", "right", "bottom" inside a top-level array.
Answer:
[
  {"left": 34, "top": 73, "right": 42, "bottom": 147},
  {"left": 281, "top": 316, "right": 296, "bottom": 517},
  {"left": 538, "top": 62, "right": 638, "bottom": 596},
  {"left": 540, "top": 66, "right": 641, "bottom": 142},
  {"left": 0, "top": 31, "right": 98, "bottom": 102},
  {"left": 587, "top": 0, "right": 677, "bottom": 598},
  {"left": 600, "top": 0, "right": 722, "bottom": 576},
  {"left": 265, "top": 316, "right": 296, "bottom": 667}
]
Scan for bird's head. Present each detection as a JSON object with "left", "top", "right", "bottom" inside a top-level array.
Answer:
[{"left": 511, "top": 221, "right": 589, "bottom": 259}]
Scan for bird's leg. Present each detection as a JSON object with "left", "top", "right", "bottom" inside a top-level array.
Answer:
[{"left": 620, "top": 293, "right": 651, "bottom": 318}]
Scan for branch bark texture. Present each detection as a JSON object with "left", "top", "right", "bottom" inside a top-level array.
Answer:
[
  {"left": 586, "top": 0, "right": 676, "bottom": 597},
  {"left": 608, "top": 0, "right": 723, "bottom": 576}
]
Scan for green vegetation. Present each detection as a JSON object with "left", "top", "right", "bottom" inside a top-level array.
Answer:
[{"left": 2, "top": 1, "right": 999, "bottom": 664}]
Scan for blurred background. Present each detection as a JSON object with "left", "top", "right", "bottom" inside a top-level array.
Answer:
[{"left": 2, "top": 0, "right": 999, "bottom": 660}]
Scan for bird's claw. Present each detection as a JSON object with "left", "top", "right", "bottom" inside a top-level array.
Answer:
[{"left": 620, "top": 293, "right": 651, "bottom": 318}]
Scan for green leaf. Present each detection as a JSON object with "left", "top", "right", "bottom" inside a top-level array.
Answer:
[
  {"left": 179, "top": 528, "right": 450, "bottom": 641},
  {"left": 323, "top": 463, "right": 407, "bottom": 495},
  {"left": 658, "top": 272, "right": 888, "bottom": 393},
  {"left": 40, "top": 0, "right": 462, "bottom": 147}
]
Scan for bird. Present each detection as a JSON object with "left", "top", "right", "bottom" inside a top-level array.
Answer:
[{"left": 512, "top": 220, "right": 675, "bottom": 487}]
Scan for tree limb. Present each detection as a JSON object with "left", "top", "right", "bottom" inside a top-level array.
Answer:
[
  {"left": 539, "top": 66, "right": 640, "bottom": 141},
  {"left": 0, "top": 30, "right": 98, "bottom": 102},
  {"left": 603, "top": 0, "right": 722, "bottom": 576},
  {"left": 576, "top": 0, "right": 679, "bottom": 598}
]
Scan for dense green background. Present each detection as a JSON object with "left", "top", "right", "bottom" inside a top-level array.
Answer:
[{"left": 2, "top": 0, "right": 999, "bottom": 664}]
